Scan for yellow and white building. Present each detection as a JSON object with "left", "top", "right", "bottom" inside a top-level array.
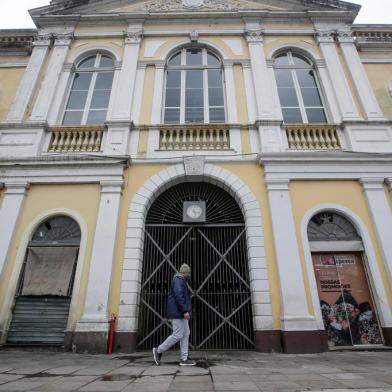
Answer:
[{"left": 0, "top": 0, "right": 392, "bottom": 354}]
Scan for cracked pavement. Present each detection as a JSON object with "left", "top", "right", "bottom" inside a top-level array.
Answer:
[{"left": 0, "top": 350, "right": 391, "bottom": 391}]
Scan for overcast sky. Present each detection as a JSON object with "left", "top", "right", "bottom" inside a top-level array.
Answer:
[{"left": 0, "top": 0, "right": 391, "bottom": 29}]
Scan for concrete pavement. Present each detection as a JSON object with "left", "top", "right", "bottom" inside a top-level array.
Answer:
[{"left": 0, "top": 349, "right": 391, "bottom": 391}]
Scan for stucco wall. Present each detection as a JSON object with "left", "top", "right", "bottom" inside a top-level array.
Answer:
[
  {"left": 364, "top": 63, "right": 392, "bottom": 120},
  {"left": 0, "top": 67, "right": 26, "bottom": 121},
  {"left": 0, "top": 184, "right": 101, "bottom": 334}
]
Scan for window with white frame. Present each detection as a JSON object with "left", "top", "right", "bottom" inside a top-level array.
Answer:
[
  {"left": 273, "top": 50, "right": 327, "bottom": 124},
  {"left": 62, "top": 53, "right": 115, "bottom": 125},
  {"left": 164, "top": 47, "right": 226, "bottom": 124}
]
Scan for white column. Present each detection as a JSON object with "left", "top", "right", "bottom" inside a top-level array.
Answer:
[
  {"left": 30, "top": 33, "right": 74, "bottom": 123},
  {"left": 109, "top": 28, "right": 143, "bottom": 121},
  {"left": 316, "top": 59, "right": 342, "bottom": 124},
  {"left": 0, "top": 183, "right": 29, "bottom": 278},
  {"left": 76, "top": 180, "right": 123, "bottom": 332},
  {"left": 223, "top": 60, "right": 238, "bottom": 124},
  {"left": 360, "top": 178, "right": 392, "bottom": 284},
  {"left": 47, "top": 62, "right": 73, "bottom": 125},
  {"left": 6, "top": 36, "right": 51, "bottom": 123},
  {"left": 150, "top": 61, "right": 165, "bottom": 125},
  {"left": 245, "top": 29, "right": 277, "bottom": 120},
  {"left": 242, "top": 61, "right": 257, "bottom": 124},
  {"left": 337, "top": 31, "right": 385, "bottom": 120},
  {"left": 266, "top": 179, "right": 317, "bottom": 331},
  {"left": 316, "top": 31, "right": 361, "bottom": 121}
]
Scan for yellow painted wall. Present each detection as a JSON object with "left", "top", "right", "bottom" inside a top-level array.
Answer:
[
  {"left": 233, "top": 64, "right": 251, "bottom": 154},
  {"left": 290, "top": 180, "right": 392, "bottom": 315},
  {"left": 385, "top": 184, "right": 392, "bottom": 213},
  {"left": 75, "top": 24, "right": 127, "bottom": 33},
  {"left": 66, "top": 38, "right": 124, "bottom": 63},
  {"left": 0, "top": 188, "right": 4, "bottom": 208},
  {"left": 363, "top": 63, "right": 392, "bottom": 120},
  {"left": 108, "top": 163, "right": 282, "bottom": 329},
  {"left": 337, "top": 47, "right": 367, "bottom": 119},
  {"left": 108, "top": 164, "right": 169, "bottom": 317},
  {"left": 263, "top": 35, "right": 321, "bottom": 59},
  {"left": 0, "top": 184, "right": 100, "bottom": 331},
  {"left": 0, "top": 67, "right": 26, "bottom": 121},
  {"left": 142, "top": 35, "right": 249, "bottom": 61}
]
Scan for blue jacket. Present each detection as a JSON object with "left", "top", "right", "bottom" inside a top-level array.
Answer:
[{"left": 166, "top": 274, "right": 192, "bottom": 319}]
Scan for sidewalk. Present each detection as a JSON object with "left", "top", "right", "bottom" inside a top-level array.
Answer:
[{"left": 0, "top": 349, "right": 391, "bottom": 391}]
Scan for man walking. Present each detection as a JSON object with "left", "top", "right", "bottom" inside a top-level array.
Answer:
[{"left": 152, "top": 264, "right": 196, "bottom": 366}]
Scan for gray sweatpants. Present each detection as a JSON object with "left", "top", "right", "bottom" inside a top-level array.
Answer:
[{"left": 157, "top": 319, "right": 190, "bottom": 361}]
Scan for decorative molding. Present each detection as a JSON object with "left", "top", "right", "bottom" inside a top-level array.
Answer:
[
  {"left": 245, "top": 29, "right": 264, "bottom": 44},
  {"left": 189, "top": 30, "right": 199, "bottom": 42},
  {"left": 140, "top": 0, "right": 241, "bottom": 12},
  {"left": 124, "top": 30, "right": 143, "bottom": 44},
  {"left": 0, "top": 61, "right": 28, "bottom": 68},
  {"left": 336, "top": 29, "right": 355, "bottom": 44},
  {"left": 33, "top": 34, "right": 53, "bottom": 47},
  {"left": 53, "top": 32, "right": 74, "bottom": 46},
  {"left": 359, "top": 177, "right": 385, "bottom": 190},
  {"left": 183, "top": 156, "right": 205, "bottom": 176},
  {"left": 315, "top": 30, "right": 335, "bottom": 44}
]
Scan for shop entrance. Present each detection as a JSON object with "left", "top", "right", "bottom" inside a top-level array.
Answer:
[
  {"left": 7, "top": 216, "right": 81, "bottom": 346},
  {"left": 308, "top": 212, "right": 383, "bottom": 348},
  {"left": 138, "top": 182, "right": 254, "bottom": 350}
]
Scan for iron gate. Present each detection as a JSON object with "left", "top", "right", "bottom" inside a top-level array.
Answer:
[{"left": 138, "top": 182, "right": 254, "bottom": 350}]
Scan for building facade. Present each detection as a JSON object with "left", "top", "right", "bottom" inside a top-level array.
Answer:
[{"left": 0, "top": 0, "right": 392, "bottom": 354}]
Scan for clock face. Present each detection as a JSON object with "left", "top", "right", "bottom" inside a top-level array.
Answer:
[{"left": 186, "top": 204, "right": 203, "bottom": 219}]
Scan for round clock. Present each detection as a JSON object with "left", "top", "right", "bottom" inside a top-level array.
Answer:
[{"left": 186, "top": 204, "right": 203, "bottom": 219}]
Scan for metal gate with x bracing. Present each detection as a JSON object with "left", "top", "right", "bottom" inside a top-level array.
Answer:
[{"left": 137, "top": 182, "right": 254, "bottom": 350}]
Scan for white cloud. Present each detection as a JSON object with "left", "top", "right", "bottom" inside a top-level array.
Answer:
[{"left": 0, "top": 0, "right": 391, "bottom": 29}]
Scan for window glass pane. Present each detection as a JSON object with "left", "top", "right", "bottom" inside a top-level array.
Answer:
[
  {"left": 168, "top": 52, "right": 181, "bottom": 66},
  {"left": 186, "top": 48, "right": 203, "bottom": 65},
  {"left": 79, "top": 56, "right": 96, "bottom": 68},
  {"left": 86, "top": 110, "right": 107, "bottom": 124},
  {"left": 63, "top": 111, "right": 83, "bottom": 125},
  {"left": 90, "top": 90, "right": 111, "bottom": 109},
  {"left": 292, "top": 53, "right": 311, "bottom": 66},
  {"left": 306, "top": 108, "right": 327, "bottom": 123},
  {"left": 274, "top": 69, "right": 294, "bottom": 87},
  {"left": 210, "top": 107, "right": 225, "bottom": 123},
  {"left": 186, "top": 70, "right": 203, "bottom": 88},
  {"left": 95, "top": 72, "right": 114, "bottom": 89},
  {"left": 207, "top": 52, "right": 220, "bottom": 65},
  {"left": 208, "top": 69, "right": 222, "bottom": 88},
  {"left": 277, "top": 87, "right": 299, "bottom": 107},
  {"left": 209, "top": 87, "right": 224, "bottom": 106},
  {"left": 99, "top": 55, "right": 114, "bottom": 68},
  {"left": 65, "top": 90, "right": 88, "bottom": 110},
  {"left": 296, "top": 70, "right": 317, "bottom": 88},
  {"left": 185, "top": 107, "right": 204, "bottom": 123},
  {"left": 186, "top": 89, "right": 204, "bottom": 107},
  {"left": 274, "top": 53, "right": 290, "bottom": 65},
  {"left": 282, "top": 108, "right": 303, "bottom": 123},
  {"left": 166, "top": 70, "right": 181, "bottom": 88},
  {"left": 164, "top": 108, "right": 180, "bottom": 123},
  {"left": 72, "top": 73, "right": 93, "bottom": 90},
  {"left": 165, "top": 88, "right": 181, "bottom": 107},
  {"left": 301, "top": 87, "right": 323, "bottom": 107}
]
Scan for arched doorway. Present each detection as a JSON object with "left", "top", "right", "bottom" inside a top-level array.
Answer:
[
  {"left": 7, "top": 215, "right": 81, "bottom": 346},
  {"left": 138, "top": 182, "right": 254, "bottom": 350},
  {"left": 308, "top": 211, "right": 383, "bottom": 347}
]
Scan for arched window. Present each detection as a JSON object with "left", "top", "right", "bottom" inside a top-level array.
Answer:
[
  {"left": 62, "top": 53, "right": 115, "bottom": 125},
  {"left": 164, "top": 47, "right": 226, "bottom": 124},
  {"left": 273, "top": 50, "right": 327, "bottom": 124}
]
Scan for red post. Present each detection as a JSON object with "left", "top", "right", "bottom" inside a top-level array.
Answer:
[{"left": 107, "top": 314, "right": 117, "bottom": 354}]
